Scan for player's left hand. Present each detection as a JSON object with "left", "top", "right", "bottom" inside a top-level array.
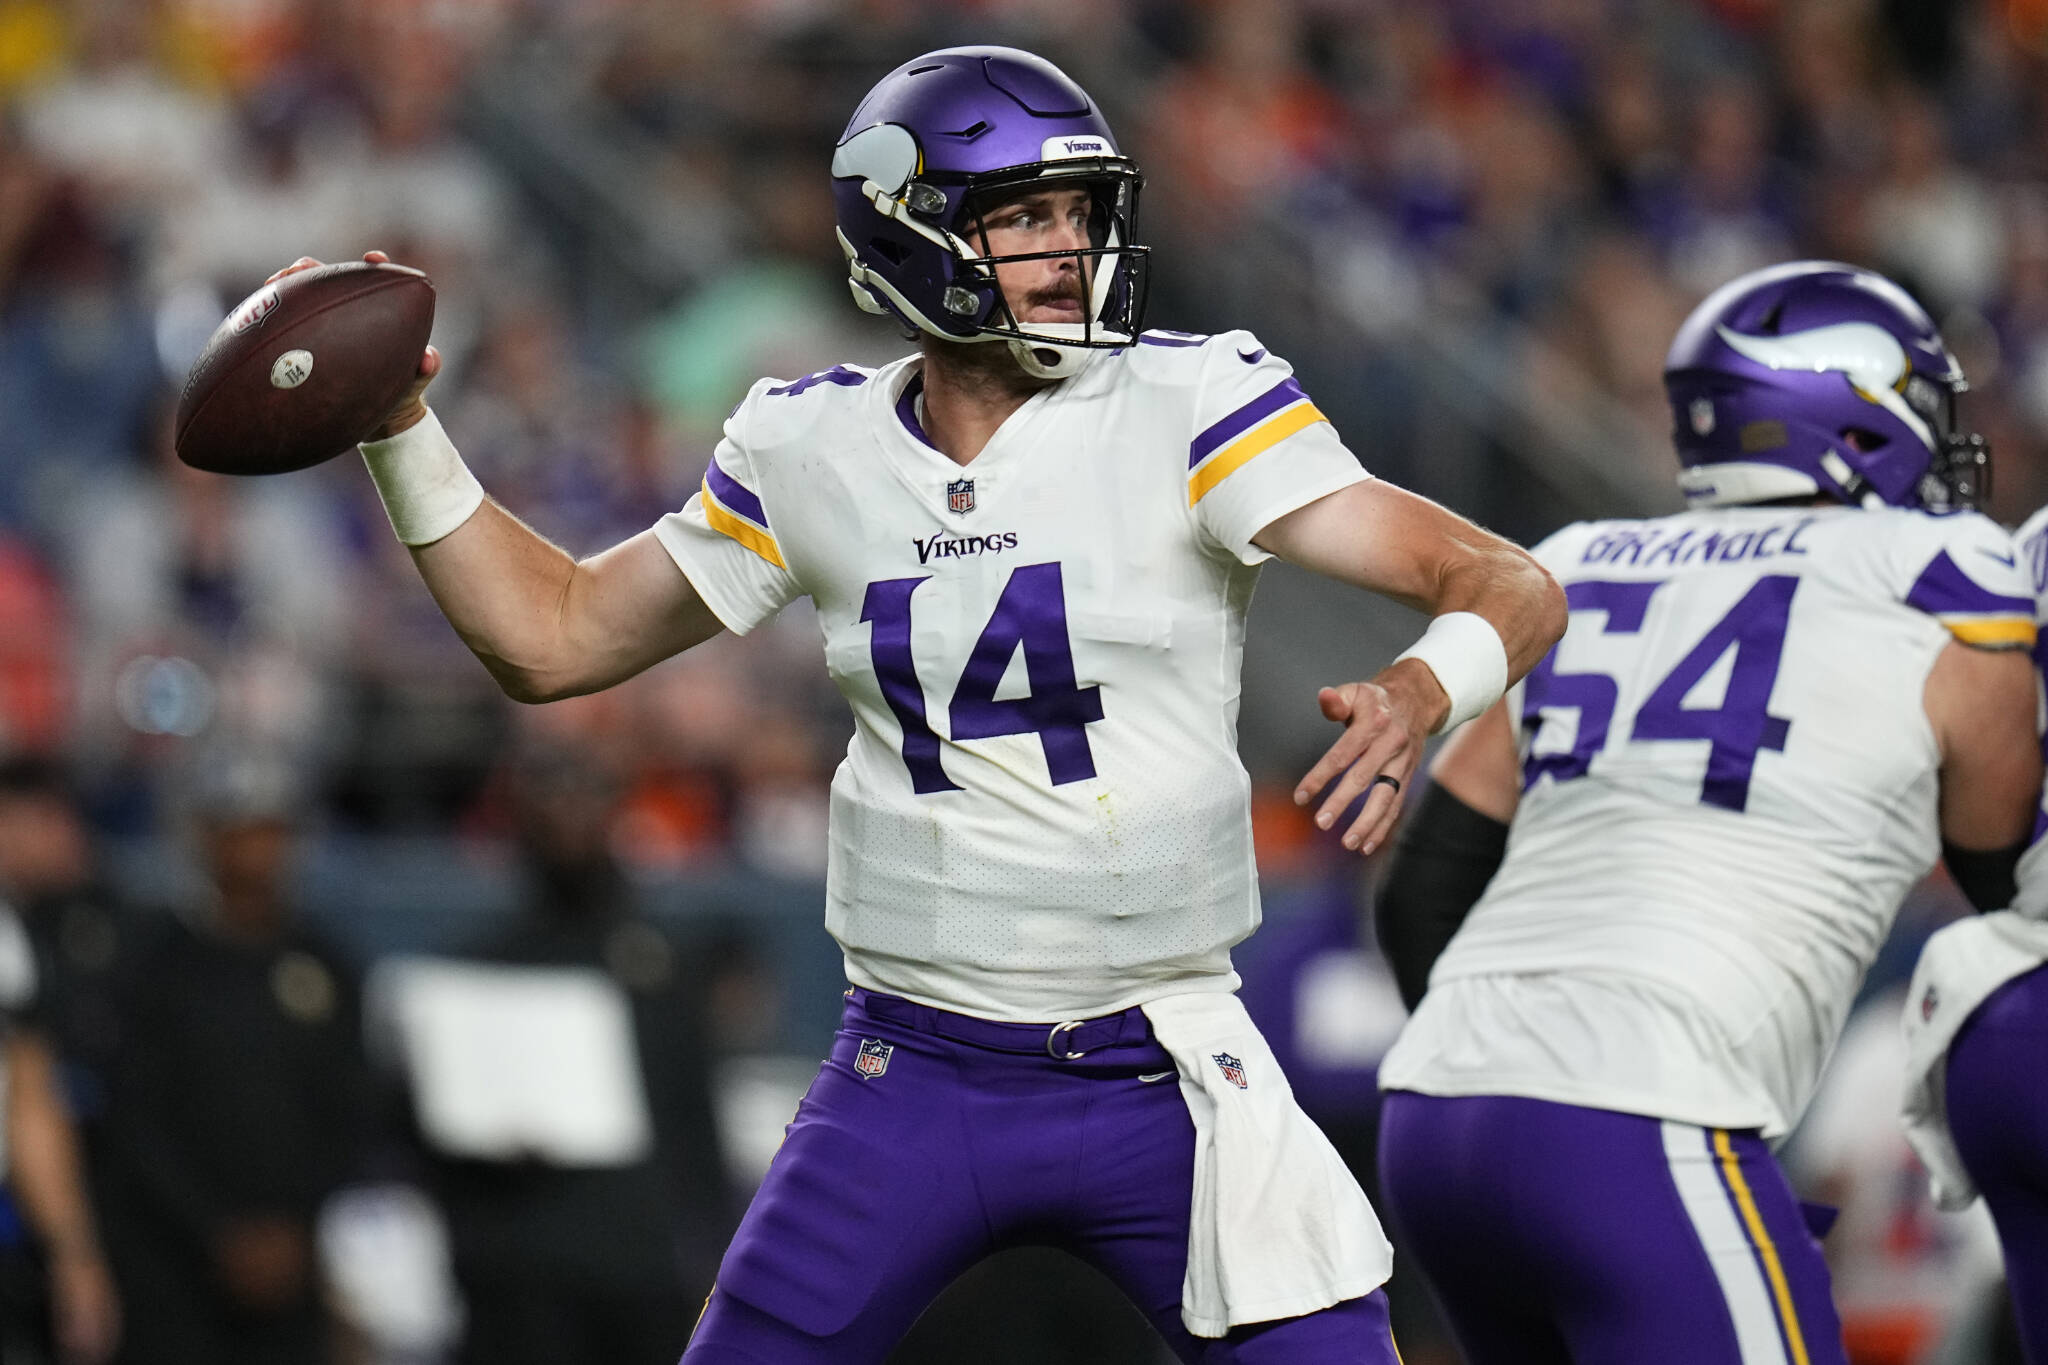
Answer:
[{"left": 1295, "top": 658, "right": 1448, "bottom": 857}]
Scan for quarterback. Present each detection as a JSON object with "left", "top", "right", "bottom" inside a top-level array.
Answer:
[
  {"left": 271, "top": 48, "right": 1563, "bottom": 1364},
  {"left": 1373, "top": 260, "right": 2042, "bottom": 1363},
  {"left": 1901, "top": 499, "right": 2048, "bottom": 1363}
]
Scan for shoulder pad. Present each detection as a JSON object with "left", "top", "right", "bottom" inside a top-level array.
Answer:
[{"left": 729, "top": 361, "right": 890, "bottom": 450}]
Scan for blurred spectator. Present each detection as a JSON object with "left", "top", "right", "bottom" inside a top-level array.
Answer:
[
  {"left": 0, "top": 899, "right": 121, "bottom": 1365},
  {"left": 0, "top": 541, "right": 67, "bottom": 757},
  {"left": 100, "top": 749, "right": 371, "bottom": 1365},
  {"left": 13, "top": 0, "right": 232, "bottom": 246},
  {"left": 0, "top": 133, "right": 158, "bottom": 543},
  {"left": 1142, "top": 0, "right": 1343, "bottom": 226},
  {"left": 1867, "top": 87, "right": 2004, "bottom": 312},
  {"left": 0, "top": 759, "right": 144, "bottom": 1157},
  {"left": 1638, "top": 75, "right": 1799, "bottom": 297},
  {"left": 401, "top": 743, "right": 732, "bottom": 1365},
  {"left": 63, "top": 401, "right": 350, "bottom": 798}
]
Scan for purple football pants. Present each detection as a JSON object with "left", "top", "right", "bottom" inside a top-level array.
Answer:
[
  {"left": 1947, "top": 962, "right": 2048, "bottom": 1363},
  {"left": 682, "top": 989, "right": 1398, "bottom": 1364},
  {"left": 1379, "top": 1091, "right": 1846, "bottom": 1365}
]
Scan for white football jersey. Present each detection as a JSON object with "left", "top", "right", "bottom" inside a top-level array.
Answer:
[
  {"left": 2008, "top": 502, "right": 2048, "bottom": 918},
  {"left": 1379, "top": 504, "right": 2035, "bottom": 1136},
  {"left": 654, "top": 333, "right": 1369, "bottom": 1021}
]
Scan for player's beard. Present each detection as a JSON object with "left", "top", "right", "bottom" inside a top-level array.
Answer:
[{"left": 923, "top": 261, "right": 1093, "bottom": 393}]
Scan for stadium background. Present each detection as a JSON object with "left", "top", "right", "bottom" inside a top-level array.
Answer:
[{"left": 0, "top": 0, "right": 2041, "bottom": 1360}]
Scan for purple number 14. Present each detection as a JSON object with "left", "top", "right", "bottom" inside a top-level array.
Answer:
[
  {"left": 860, "top": 563, "right": 1105, "bottom": 794},
  {"left": 1522, "top": 575, "right": 1798, "bottom": 812}
]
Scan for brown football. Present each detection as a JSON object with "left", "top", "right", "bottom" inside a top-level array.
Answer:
[{"left": 175, "top": 261, "right": 435, "bottom": 475}]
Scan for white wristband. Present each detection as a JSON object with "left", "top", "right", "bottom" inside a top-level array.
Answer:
[
  {"left": 1394, "top": 611, "right": 1509, "bottom": 733},
  {"left": 358, "top": 408, "right": 485, "bottom": 546}
]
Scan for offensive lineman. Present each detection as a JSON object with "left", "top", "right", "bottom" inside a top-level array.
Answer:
[
  {"left": 266, "top": 48, "right": 1564, "bottom": 1364},
  {"left": 1901, "top": 501, "right": 2048, "bottom": 1363},
  {"left": 1371, "top": 260, "right": 2041, "bottom": 1363}
]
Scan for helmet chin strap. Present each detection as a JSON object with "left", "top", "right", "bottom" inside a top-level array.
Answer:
[
  {"left": 1006, "top": 330, "right": 1119, "bottom": 380},
  {"left": 1818, "top": 450, "right": 1886, "bottom": 510}
]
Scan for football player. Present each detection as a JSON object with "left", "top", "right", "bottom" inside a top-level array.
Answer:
[
  {"left": 1902, "top": 504, "right": 2048, "bottom": 1363},
  {"left": 1371, "top": 260, "right": 2042, "bottom": 1363},
  {"left": 269, "top": 47, "right": 1565, "bottom": 1365}
]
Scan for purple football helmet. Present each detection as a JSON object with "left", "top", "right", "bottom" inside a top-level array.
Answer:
[
  {"left": 1664, "top": 260, "right": 1987, "bottom": 511},
  {"left": 832, "top": 47, "right": 1148, "bottom": 379}
]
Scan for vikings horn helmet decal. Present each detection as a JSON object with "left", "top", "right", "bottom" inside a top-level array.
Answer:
[
  {"left": 1663, "top": 260, "right": 1988, "bottom": 512},
  {"left": 832, "top": 47, "right": 1150, "bottom": 380}
]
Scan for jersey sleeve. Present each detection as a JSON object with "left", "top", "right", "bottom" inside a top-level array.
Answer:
[
  {"left": 652, "top": 388, "right": 805, "bottom": 635},
  {"left": 1184, "top": 332, "right": 1371, "bottom": 564},
  {"left": 1892, "top": 511, "right": 2036, "bottom": 650},
  {"left": 2016, "top": 505, "right": 2048, "bottom": 621}
]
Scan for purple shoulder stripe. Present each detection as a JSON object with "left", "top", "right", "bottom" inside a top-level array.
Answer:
[
  {"left": 766, "top": 365, "right": 868, "bottom": 398},
  {"left": 1138, "top": 330, "right": 1209, "bottom": 348},
  {"left": 706, "top": 455, "right": 770, "bottom": 528},
  {"left": 1904, "top": 550, "right": 2033, "bottom": 618},
  {"left": 1189, "top": 375, "right": 1309, "bottom": 469}
]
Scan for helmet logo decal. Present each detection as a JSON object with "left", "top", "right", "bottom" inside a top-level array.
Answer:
[
  {"left": 1716, "top": 322, "right": 1908, "bottom": 402},
  {"left": 1689, "top": 397, "right": 1715, "bottom": 436},
  {"left": 832, "top": 123, "right": 920, "bottom": 194},
  {"left": 1717, "top": 321, "right": 1933, "bottom": 448}
]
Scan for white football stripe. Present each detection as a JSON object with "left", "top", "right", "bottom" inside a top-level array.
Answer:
[{"left": 1662, "top": 1120, "right": 1789, "bottom": 1364}]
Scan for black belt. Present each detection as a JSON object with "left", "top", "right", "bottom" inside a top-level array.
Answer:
[{"left": 846, "top": 987, "right": 1150, "bottom": 1059}]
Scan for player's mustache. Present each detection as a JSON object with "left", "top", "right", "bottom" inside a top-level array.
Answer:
[{"left": 1025, "top": 276, "right": 1088, "bottom": 310}]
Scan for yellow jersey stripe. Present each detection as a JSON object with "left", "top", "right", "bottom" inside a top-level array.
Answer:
[
  {"left": 701, "top": 479, "right": 786, "bottom": 569},
  {"left": 1713, "top": 1129, "right": 1811, "bottom": 1365},
  {"left": 1187, "top": 402, "right": 1328, "bottom": 506},
  {"left": 1942, "top": 616, "right": 2037, "bottom": 648}
]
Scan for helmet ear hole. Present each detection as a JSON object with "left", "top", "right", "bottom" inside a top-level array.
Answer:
[
  {"left": 1841, "top": 427, "right": 1888, "bottom": 453},
  {"left": 869, "top": 238, "right": 910, "bottom": 266}
]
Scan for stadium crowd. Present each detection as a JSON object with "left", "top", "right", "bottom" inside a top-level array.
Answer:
[{"left": 0, "top": 0, "right": 2043, "bottom": 1361}]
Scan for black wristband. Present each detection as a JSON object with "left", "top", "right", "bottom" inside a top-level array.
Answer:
[{"left": 1942, "top": 837, "right": 2029, "bottom": 913}]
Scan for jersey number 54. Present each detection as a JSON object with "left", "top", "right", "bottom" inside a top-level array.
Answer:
[{"left": 1521, "top": 575, "right": 1799, "bottom": 812}]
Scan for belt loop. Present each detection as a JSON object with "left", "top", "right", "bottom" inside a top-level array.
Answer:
[{"left": 1047, "top": 1020, "right": 1089, "bottom": 1060}]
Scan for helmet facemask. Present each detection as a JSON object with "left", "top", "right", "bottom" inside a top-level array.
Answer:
[
  {"left": 1901, "top": 371, "right": 1991, "bottom": 512},
  {"left": 948, "top": 164, "right": 1150, "bottom": 377}
]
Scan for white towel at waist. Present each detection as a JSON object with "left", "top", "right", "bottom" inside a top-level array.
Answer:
[
  {"left": 1900, "top": 910, "right": 2048, "bottom": 1211},
  {"left": 1140, "top": 991, "right": 1393, "bottom": 1338}
]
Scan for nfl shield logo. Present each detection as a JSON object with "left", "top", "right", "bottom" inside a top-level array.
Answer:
[
  {"left": 1211, "top": 1052, "right": 1248, "bottom": 1090},
  {"left": 946, "top": 478, "right": 975, "bottom": 516},
  {"left": 1920, "top": 984, "right": 1940, "bottom": 1023},
  {"left": 1689, "top": 397, "right": 1716, "bottom": 437},
  {"left": 855, "top": 1038, "right": 894, "bottom": 1079}
]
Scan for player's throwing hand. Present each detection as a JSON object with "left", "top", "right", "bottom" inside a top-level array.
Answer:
[{"left": 262, "top": 251, "right": 440, "bottom": 439}]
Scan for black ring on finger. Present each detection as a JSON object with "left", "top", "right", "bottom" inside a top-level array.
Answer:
[{"left": 1368, "top": 774, "right": 1402, "bottom": 798}]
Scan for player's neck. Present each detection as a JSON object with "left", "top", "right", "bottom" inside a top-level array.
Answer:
[{"left": 916, "top": 338, "right": 1057, "bottom": 467}]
